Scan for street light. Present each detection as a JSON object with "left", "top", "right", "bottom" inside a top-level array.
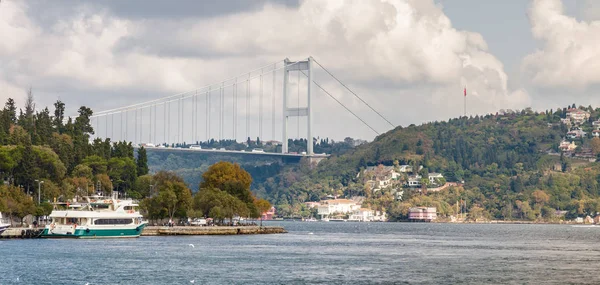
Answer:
[{"left": 35, "top": 179, "right": 44, "bottom": 204}]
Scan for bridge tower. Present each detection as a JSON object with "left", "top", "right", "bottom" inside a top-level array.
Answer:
[{"left": 282, "top": 57, "right": 313, "bottom": 155}]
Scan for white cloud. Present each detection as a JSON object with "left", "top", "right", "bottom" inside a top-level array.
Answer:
[
  {"left": 523, "top": 0, "right": 600, "bottom": 89},
  {"left": 0, "top": 0, "right": 528, "bottom": 140}
]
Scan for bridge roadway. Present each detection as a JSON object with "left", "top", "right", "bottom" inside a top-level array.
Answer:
[{"left": 139, "top": 146, "right": 330, "bottom": 163}]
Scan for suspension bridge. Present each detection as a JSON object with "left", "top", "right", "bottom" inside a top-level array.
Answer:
[{"left": 87, "top": 56, "right": 395, "bottom": 160}]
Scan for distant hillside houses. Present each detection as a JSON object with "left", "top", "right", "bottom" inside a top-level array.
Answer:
[
  {"left": 566, "top": 129, "right": 586, "bottom": 139},
  {"left": 559, "top": 140, "right": 577, "bottom": 152},
  {"left": 566, "top": 108, "right": 590, "bottom": 125},
  {"left": 360, "top": 164, "right": 446, "bottom": 190},
  {"left": 314, "top": 198, "right": 386, "bottom": 222},
  {"left": 405, "top": 173, "right": 446, "bottom": 188}
]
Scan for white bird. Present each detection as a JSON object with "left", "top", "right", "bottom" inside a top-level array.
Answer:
[
  {"left": 308, "top": 232, "right": 314, "bottom": 235},
  {"left": 190, "top": 280, "right": 195, "bottom": 283},
  {"left": 188, "top": 244, "right": 195, "bottom": 248}
]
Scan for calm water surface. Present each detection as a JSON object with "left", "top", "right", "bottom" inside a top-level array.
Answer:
[{"left": 2, "top": 222, "right": 600, "bottom": 284}]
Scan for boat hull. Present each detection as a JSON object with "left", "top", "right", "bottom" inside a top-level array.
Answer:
[
  {"left": 41, "top": 224, "right": 147, "bottom": 239},
  {"left": 0, "top": 224, "right": 9, "bottom": 235}
]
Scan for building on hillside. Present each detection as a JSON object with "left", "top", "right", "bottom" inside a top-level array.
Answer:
[
  {"left": 317, "top": 199, "right": 360, "bottom": 220},
  {"left": 408, "top": 207, "right": 437, "bottom": 222},
  {"left": 559, "top": 140, "right": 577, "bottom": 152},
  {"left": 348, "top": 208, "right": 374, "bottom": 222},
  {"left": 575, "top": 147, "right": 595, "bottom": 161},
  {"left": 406, "top": 175, "right": 422, "bottom": 187},
  {"left": 567, "top": 109, "right": 590, "bottom": 125},
  {"left": 560, "top": 118, "right": 571, "bottom": 127},
  {"left": 593, "top": 130, "right": 600, "bottom": 137},
  {"left": 262, "top": 206, "right": 276, "bottom": 220},
  {"left": 398, "top": 165, "right": 413, "bottom": 173},
  {"left": 362, "top": 165, "right": 401, "bottom": 191},
  {"left": 566, "top": 129, "right": 586, "bottom": 139},
  {"left": 428, "top": 173, "right": 445, "bottom": 185},
  {"left": 593, "top": 120, "right": 600, "bottom": 129}
]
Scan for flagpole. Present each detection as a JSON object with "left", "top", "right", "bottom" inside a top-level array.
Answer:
[{"left": 463, "top": 86, "right": 467, "bottom": 118}]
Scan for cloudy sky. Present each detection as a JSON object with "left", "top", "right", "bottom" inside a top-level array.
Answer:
[{"left": 2, "top": 0, "right": 600, "bottom": 143}]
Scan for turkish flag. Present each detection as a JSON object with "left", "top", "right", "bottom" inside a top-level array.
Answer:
[{"left": 464, "top": 87, "right": 467, "bottom": 97}]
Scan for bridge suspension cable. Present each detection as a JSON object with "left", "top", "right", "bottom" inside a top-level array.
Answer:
[
  {"left": 313, "top": 59, "right": 396, "bottom": 129},
  {"left": 299, "top": 70, "right": 380, "bottom": 135}
]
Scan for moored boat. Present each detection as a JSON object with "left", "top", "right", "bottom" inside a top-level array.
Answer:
[
  {"left": 0, "top": 212, "right": 10, "bottom": 235},
  {"left": 42, "top": 195, "right": 147, "bottom": 238}
]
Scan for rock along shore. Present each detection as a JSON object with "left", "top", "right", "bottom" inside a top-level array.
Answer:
[{"left": 141, "top": 225, "right": 287, "bottom": 236}]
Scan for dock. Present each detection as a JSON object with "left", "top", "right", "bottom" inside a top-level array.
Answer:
[
  {"left": 1, "top": 225, "right": 286, "bottom": 238},
  {"left": 0, "top": 227, "right": 44, "bottom": 239},
  {"left": 141, "top": 225, "right": 287, "bottom": 236}
]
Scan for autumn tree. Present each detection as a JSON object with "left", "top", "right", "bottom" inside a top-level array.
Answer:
[
  {"left": 255, "top": 198, "right": 271, "bottom": 226},
  {"left": 200, "top": 161, "right": 252, "bottom": 191}
]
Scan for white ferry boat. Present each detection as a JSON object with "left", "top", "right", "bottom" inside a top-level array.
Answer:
[
  {"left": 0, "top": 212, "right": 10, "bottom": 235},
  {"left": 42, "top": 195, "right": 147, "bottom": 238}
]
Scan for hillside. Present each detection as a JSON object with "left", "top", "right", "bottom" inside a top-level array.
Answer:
[{"left": 264, "top": 106, "right": 600, "bottom": 221}]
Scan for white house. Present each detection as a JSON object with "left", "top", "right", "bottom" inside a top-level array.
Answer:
[
  {"left": 566, "top": 129, "right": 586, "bottom": 139},
  {"left": 348, "top": 208, "right": 374, "bottom": 222},
  {"left": 567, "top": 109, "right": 590, "bottom": 124},
  {"left": 406, "top": 175, "right": 422, "bottom": 187},
  {"left": 559, "top": 140, "right": 577, "bottom": 152},
  {"left": 428, "top": 173, "right": 444, "bottom": 184},
  {"left": 398, "top": 165, "right": 413, "bottom": 173},
  {"left": 317, "top": 199, "right": 360, "bottom": 219},
  {"left": 363, "top": 165, "right": 401, "bottom": 191}
]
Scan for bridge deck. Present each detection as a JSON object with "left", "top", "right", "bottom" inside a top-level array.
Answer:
[{"left": 141, "top": 146, "right": 329, "bottom": 158}]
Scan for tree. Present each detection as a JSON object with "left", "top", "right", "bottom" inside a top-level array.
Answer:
[
  {"left": 200, "top": 161, "right": 252, "bottom": 191},
  {"left": 255, "top": 198, "right": 271, "bottom": 227},
  {"left": 108, "top": 157, "right": 137, "bottom": 192},
  {"left": 53, "top": 100, "right": 66, "bottom": 133},
  {"left": 591, "top": 138, "right": 600, "bottom": 155},
  {"left": 136, "top": 146, "right": 149, "bottom": 176},
  {"left": 157, "top": 180, "right": 193, "bottom": 222}
]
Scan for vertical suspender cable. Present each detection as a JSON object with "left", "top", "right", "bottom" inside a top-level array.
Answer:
[
  {"left": 246, "top": 76, "right": 250, "bottom": 141},
  {"left": 207, "top": 88, "right": 211, "bottom": 141},
  {"left": 167, "top": 102, "right": 170, "bottom": 146},
  {"left": 259, "top": 70, "right": 263, "bottom": 141},
  {"left": 233, "top": 81, "right": 237, "bottom": 141},
  {"left": 192, "top": 91, "right": 196, "bottom": 144},
  {"left": 135, "top": 109, "right": 138, "bottom": 144},
  {"left": 297, "top": 70, "right": 300, "bottom": 139},
  {"left": 272, "top": 64, "right": 276, "bottom": 141},
  {"left": 111, "top": 113, "right": 114, "bottom": 140}
]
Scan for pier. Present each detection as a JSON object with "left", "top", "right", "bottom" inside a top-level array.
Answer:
[
  {"left": 1, "top": 225, "right": 286, "bottom": 238},
  {"left": 141, "top": 225, "right": 287, "bottom": 236},
  {"left": 0, "top": 228, "right": 44, "bottom": 239}
]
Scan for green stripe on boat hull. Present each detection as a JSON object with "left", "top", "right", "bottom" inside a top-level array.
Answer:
[{"left": 42, "top": 225, "right": 146, "bottom": 239}]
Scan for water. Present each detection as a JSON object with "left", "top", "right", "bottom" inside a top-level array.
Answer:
[{"left": 2, "top": 222, "right": 600, "bottom": 284}]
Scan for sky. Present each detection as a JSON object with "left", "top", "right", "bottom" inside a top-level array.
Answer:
[{"left": 2, "top": 0, "right": 600, "bottom": 143}]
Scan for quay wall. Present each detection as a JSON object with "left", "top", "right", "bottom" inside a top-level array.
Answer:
[{"left": 142, "top": 226, "right": 287, "bottom": 236}]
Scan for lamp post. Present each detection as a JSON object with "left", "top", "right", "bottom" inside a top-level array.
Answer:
[{"left": 35, "top": 179, "right": 44, "bottom": 204}]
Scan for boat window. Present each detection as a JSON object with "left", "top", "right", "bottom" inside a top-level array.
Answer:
[
  {"left": 93, "top": 219, "right": 133, "bottom": 225},
  {"left": 91, "top": 204, "right": 110, "bottom": 210}
]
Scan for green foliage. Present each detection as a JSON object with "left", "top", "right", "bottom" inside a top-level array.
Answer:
[{"left": 136, "top": 146, "right": 149, "bottom": 176}]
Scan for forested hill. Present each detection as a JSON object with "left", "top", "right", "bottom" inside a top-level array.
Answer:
[
  {"left": 268, "top": 106, "right": 600, "bottom": 221},
  {"left": 315, "top": 109, "right": 566, "bottom": 185}
]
